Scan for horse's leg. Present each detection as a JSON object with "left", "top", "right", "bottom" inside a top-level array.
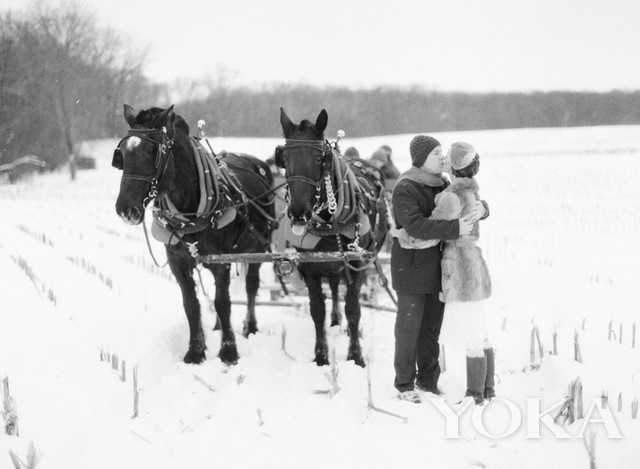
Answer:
[
  {"left": 344, "top": 270, "right": 365, "bottom": 367},
  {"left": 242, "top": 263, "right": 260, "bottom": 337},
  {"left": 209, "top": 263, "right": 239, "bottom": 365},
  {"left": 329, "top": 275, "right": 342, "bottom": 327},
  {"left": 302, "top": 268, "right": 328, "bottom": 366},
  {"left": 167, "top": 251, "right": 206, "bottom": 364}
]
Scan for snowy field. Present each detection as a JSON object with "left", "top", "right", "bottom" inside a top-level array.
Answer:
[{"left": 1, "top": 124, "right": 639, "bottom": 468}]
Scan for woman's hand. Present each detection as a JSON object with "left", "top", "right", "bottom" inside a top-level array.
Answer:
[{"left": 459, "top": 201, "right": 488, "bottom": 235}]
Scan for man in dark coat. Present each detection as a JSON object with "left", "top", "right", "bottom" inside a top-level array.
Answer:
[{"left": 391, "top": 135, "right": 488, "bottom": 403}]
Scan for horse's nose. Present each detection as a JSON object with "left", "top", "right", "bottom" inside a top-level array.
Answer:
[
  {"left": 117, "top": 205, "right": 143, "bottom": 225},
  {"left": 288, "top": 206, "right": 311, "bottom": 224},
  {"left": 127, "top": 206, "right": 143, "bottom": 223}
]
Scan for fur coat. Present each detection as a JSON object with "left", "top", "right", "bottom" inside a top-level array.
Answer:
[{"left": 431, "top": 177, "right": 492, "bottom": 302}]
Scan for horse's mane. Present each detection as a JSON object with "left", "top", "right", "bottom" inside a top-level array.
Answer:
[{"left": 134, "top": 107, "right": 190, "bottom": 135}]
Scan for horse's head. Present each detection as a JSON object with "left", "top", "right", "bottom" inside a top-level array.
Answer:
[
  {"left": 112, "top": 104, "right": 178, "bottom": 225},
  {"left": 277, "top": 107, "right": 331, "bottom": 225}
]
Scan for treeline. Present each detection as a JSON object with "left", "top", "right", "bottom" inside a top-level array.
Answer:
[
  {"left": 3, "top": 2, "right": 640, "bottom": 169},
  {"left": 0, "top": 3, "right": 163, "bottom": 168},
  {"left": 179, "top": 85, "right": 640, "bottom": 138}
]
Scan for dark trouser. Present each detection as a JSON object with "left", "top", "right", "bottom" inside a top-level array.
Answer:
[{"left": 394, "top": 292, "right": 445, "bottom": 392}]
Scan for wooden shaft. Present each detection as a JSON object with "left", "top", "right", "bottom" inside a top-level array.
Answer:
[{"left": 198, "top": 251, "right": 387, "bottom": 264}]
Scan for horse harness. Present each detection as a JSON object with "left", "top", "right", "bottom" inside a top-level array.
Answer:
[
  {"left": 280, "top": 138, "right": 386, "bottom": 267},
  {"left": 113, "top": 128, "right": 278, "bottom": 249}
]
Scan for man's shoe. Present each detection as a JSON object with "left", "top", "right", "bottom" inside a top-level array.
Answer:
[
  {"left": 397, "top": 390, "right": 422, "bottom": 403},
  {"left": 416, "top": 382, "right": 443, "bottom": 396}
]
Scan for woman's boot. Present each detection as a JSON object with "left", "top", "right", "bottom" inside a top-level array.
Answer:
[
  {"left": 465, "top": 356, "right": 487, "bottom": 405},
  {"left": 484, "top": 348, "right": 496, "bottom": 400}
]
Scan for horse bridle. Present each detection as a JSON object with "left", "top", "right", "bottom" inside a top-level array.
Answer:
[
  {"left": 279, "top": 138, "right": 337, "bottom": 221},
  {"left": 112, "top": 126, "right": 175, "bottom": 207},
  {"left": 281, "top": 139, "right": 332, "bottom": 187}
]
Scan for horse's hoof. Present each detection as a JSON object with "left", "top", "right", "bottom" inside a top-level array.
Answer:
[
  {"left": 347, "top": 346, "right": 366, "bottom": 368},
  {"left": 313, "top": 354, "right": 330, "bottom": 366},
  {"left": 330, "top": 316, "right": 341, "bottom": 328},
  {"left": 242, "top": 321, "right": 258, "bottom": 338},
  {"left": 314, "top": 340, "right": 329, "bottom": 366},
  {"left": 184, "top": 348, "right": 206, "bottom": 364},
  {"left": 213, "top": 320, "right": 221, "bottom": 331},
  {"left": 219, "top": 340, "right": 239, "bottom": 365}
]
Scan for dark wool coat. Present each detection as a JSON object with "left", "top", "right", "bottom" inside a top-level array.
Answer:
[
  {"left": 430, "top": 177, "right": 492, "bottom": 302},
  {"left": 391, "top": 178, "right": 460, "bottom": 294}
]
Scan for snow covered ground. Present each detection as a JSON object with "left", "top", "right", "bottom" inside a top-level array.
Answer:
[{"left": 1, "top": 124, "right": 639, "bottom": 468}]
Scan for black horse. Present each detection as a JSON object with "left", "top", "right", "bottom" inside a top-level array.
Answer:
[
  {"left": 112, "top": 105, "right": 275, "bottom": 365},
  {"left": 276, "top": 108, "right": 388, "bottom": 367}
]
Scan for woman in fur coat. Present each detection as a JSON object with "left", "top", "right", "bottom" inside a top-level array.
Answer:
[{"left": 430, "top": 141, "right": 494, "bottom": 405}]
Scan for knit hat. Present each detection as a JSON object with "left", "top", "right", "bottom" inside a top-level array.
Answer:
[
  {"left": 448, "top": 141, "right": 477, "bottom": 170},
  {"left": 409, "top": 135, "right": 441, "bottom": 167}
]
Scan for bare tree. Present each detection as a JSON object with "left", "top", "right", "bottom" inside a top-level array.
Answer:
[{"left": 0, "top": 1, "right": 161, "bottom": 171}]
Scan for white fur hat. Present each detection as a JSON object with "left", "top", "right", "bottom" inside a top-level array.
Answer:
[{"left": 448, "top": 142, "right": 476, "bottom": 170}]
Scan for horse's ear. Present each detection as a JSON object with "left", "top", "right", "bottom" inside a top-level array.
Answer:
[
  {"left": 315, "top": 109, "right": 328, "bottom": 135},
  {"left": 154, "top": 105, "right": 175, "bottom": 126},
  {"left": 123, "top": 104, "right": 137, "bottom": 127},
  {"left": 274, "top": 146, "right": 285, "bottom": 168},
  {"left": 155, "top": 105, "right": 176, "bottom": 135},
  {"left": 280, "top": 107, "right": 296, "bottom": 137}
]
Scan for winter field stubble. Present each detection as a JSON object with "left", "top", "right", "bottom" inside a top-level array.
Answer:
[{"left": 0, "top": 125, "right": 639, "bottom": 468}]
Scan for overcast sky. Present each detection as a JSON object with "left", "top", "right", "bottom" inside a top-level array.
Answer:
[{"left": 7, "top": 0, "right": 640, "bottom": 91}]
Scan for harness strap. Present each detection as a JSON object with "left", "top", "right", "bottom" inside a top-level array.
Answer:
[
  {"left": 192, "top": 138, "right": 222, "bottom": 217},
  {"left": 122, "top": 174, "right": 156, "bottom": 183},
  {"left": 191, "top": 138, "right": 209, "bottom": 216},
  {"left": 287, "top": 175, "right": 319, "bottom": 188},
  {"left": 220, "top": 161, "right": 280, "bottom": 224},
  {"left": 342, "top": 167, "right": 361, "bottom": 223},
  {"left": 160, "top": 194, "right": 190, "bottom": 222}
]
